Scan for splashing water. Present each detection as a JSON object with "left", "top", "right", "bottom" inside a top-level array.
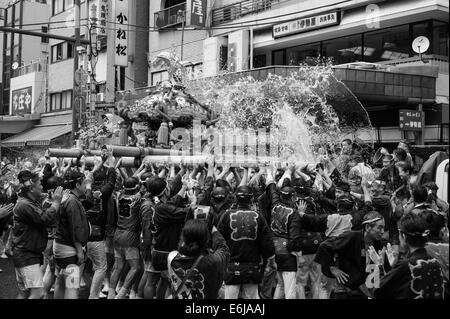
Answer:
[{"left": 187, "top": 63, "right": 371, "bottom": 163}]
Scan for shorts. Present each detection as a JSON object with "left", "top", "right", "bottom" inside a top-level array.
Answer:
[
  {"left": 114, "top": 246, "right": 140, "bottom": 260},
  {"left": 15, "top": 264, "right": 44, "bottom": 291},
  {"left": 55, "top": 264, "right": 81, "bottom": 289}
]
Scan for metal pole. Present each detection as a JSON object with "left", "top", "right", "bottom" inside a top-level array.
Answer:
[
  {"left": 0, "top": 26, "right": 90, "bottom": 44},
  {"left": 180, "top": 10, "right": 185, "bottom": 61},
  {"left": 249, "top": 27, "right": 254, "bottom": 69},
  {"left": 72, "top": 0, "right": 81, "bottom": 143}
]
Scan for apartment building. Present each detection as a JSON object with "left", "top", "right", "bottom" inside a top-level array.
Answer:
[
  {"left": 0, "top": 0, "right": 149, "bottom": 155},
  {"left": 147, "top": 0, "right": 449, "bottom": 146}
]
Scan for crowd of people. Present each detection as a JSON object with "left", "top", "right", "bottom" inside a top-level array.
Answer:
[{"left": 0, "top": 139, "right": 448, "bottom": 299}]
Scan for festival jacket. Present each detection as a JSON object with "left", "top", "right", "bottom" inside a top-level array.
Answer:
[
  {"left": 374, "top": 247, "right": 445, "bottom": 299},
  {"left": 113, "top": 191, "right": 143, "bottom": 248},
  {"left": 54, "top": 191, "right": 90, "bottom": 248},
  {"left": 314, "top": 230, "right": 385, "bottom": 291},
  {"left": 140, "top": 196, "right": 155, "bottom": 262},
  {"left": 266, "top": 182, "right": 299, "bottom": 272},
  {"left": 217, "top": 205, "right": 275, "bottom": 284},
  {"left": 11, "top": 194, "right": 58, "bottom": 268},
  {"left": 425, "top": 239, "right": 449, "bottom": 298},
  {"left": 196, "top": 176, "right": 234, "bottom": 226},
  {"left": 84, "top": 166, "right": 117, "bottom": 241},
  {"left": 150, "top": 194, "right": 192, "bottom": 271},
  {"left": 168, "top": 230, "right": 230, "bottom": 299},
  {"left": 289, "top": 195, "right": 325, "bottom": 255}
]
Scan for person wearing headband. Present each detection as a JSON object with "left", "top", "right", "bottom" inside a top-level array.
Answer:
[
  {"left": 145, "top": 174, "right": 197, "bottom": 299},
  {"left": 108, "top": 177, "right": 143, "bottom": 299},
  {"left": 314, "top": 211, "right": 387, "bottom": 299},
  {"left": 217, "top": 169, "right": 275, "bottom": 300},
  {"left": 11, "top": 170, "right": 63, "bottom": 299},
  {"left": 418, "top": 209, "right": 449, "bottom": 298},
  {"left": 374, "top": 213, "right": 445, "bottom": 299},
  {"left": 265, "top": 164, "right": 298, "bottom": 299},
  {"left": 289, "top": 178, "right": 326, "bottom": 299},
  {"left": 84, "top": 154, "right": 117, "bottom": 299},
  {"left": 53, "top": 170, "right": 89, "bottom": 299}
]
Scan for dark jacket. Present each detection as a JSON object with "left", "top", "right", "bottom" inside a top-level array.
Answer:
[
  {"left": 140, "top": 196, "right": 155, "bottom": 262},
  {"left": 375, "top": 247, "right": 445, "bottom": 299},
  {"left": 315, "top": 230, "right": 385, "bottom": 291},
  {"left": 197, "top": 176, "right": 234, "bottom": 226},
  {"left": 113, "top": 192, "right": 143, "bottom": 248},
  {"left": 289, "top": 195, "right": 325, "bottom": 255},
  {"left": 85, "top": 166, "right": 117, "bottom": 240},
  {"left": 151, "top": 194, "right": 192, "bottom": 271},
  {"left": 169, "top": 230, "right": 230, "bottom": 299},
  {"left": 266, "top": 182, "right": 298, "bottom": 272},
  {"left": 11, "top": 194, "right": 58, "bottom": 268},
  {"left": 54, "top": 191, "right": 90, "bottom": 248},
  {"left": 218, "top": 205, "right": 275, "bottom": 284}
]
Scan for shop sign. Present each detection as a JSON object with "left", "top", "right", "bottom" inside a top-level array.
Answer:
[{"left": 273, "top": 11, "right": 340, "bottom": 39}]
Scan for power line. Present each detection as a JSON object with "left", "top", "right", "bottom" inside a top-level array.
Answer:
[{"left": 6, "top": 0, "right": 350, "bottom": 33}]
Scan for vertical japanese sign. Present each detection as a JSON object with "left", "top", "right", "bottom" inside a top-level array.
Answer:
[
  {"left": 190, "top": 0, "right": 207, "bottom": 27},
  {"left": 114, "top": 0, "right": 128, "bottom": 67},
  {"left": 11, "top": 87, "right": 33, "bottom": 116},
  {"left": 98, "top": 0, "right": 109, "bottom": 36}
]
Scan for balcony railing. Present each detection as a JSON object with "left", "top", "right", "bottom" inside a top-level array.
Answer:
[
  {"left": 12, "top": 60, "right": 48, "bottom": 78},
  {"left": 154, "top": 2, "right": 186, "bottom": 29},
  {"left": 212, "top": 0, "right": 280, "bottom": 25}
]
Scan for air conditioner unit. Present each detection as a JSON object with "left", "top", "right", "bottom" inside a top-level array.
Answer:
[
  {"left": 227, "top": 30, "right": 249, "bottom": 72},
  {"left": 97, "top": 93, "right": 105, "bottom": 102},
  {"left": 202, "top": 36, "right": 228, "bottom": 77}
]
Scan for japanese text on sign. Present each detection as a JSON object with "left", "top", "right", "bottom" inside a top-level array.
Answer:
[
  {"left": 114, "top": 0, "right": 128, "bottom": 67},
  {"left": 273, "top": 11, "right": 340, "bottom": 38},
  {"left": 399, "top": 109, "right": 424, "bottom": 131},
  {"left": 190, "top": 0, "right": 207, "bottom": 27},
  {"left": 11, "top": 87, "right": 32, "bottom": 116},
  {"left": 98, "top": 0, "right": 109, "bottom": 35}
]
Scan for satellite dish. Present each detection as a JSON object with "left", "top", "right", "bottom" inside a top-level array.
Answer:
[
  {"left": 12, "top": 62, "right": 19, "bottom": 70},
  {"left": 412, "top": 36, "right": 430, "bottom": 54}
]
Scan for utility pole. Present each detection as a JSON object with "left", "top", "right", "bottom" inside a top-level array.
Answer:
[
  {"left": 72, "top": 0, "right": 81, "bottom": 144},
  {"left": 178, "top": 10, "right": 185, "bottom": 61}
]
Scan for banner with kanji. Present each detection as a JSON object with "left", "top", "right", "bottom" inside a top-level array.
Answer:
[{"left": 114, "top": 0, "right": 128, "bottom": 67}]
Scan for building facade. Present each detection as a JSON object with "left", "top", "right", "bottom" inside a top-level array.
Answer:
[
  {"left": 148, "top": 0, "right": 449, "bottom": 147},
  {"left": 0, "top": 0, "right": 149, "bottom": 158}
]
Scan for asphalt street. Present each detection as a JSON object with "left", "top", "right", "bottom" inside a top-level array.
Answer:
[{"left": 0, "top": 256, "right": 18, "bottom": 299}]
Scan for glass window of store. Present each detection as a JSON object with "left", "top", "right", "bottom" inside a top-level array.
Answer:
[
  {"left": 322, "top": 34, "right": 362, "bottom": 64},
  {"left": 432, "top": 21, "right": 449, "bottom": 56},
  {"left": 286, "top": 42, "right": 321, "bottom": 65},
  {"left": 363, "top": 24, "right": 410, "bottom": 62},
  {"left": 273, "top": 49, "right": 285, "bottom": 65}
]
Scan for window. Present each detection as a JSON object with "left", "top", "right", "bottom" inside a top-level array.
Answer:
[
  {"left": 253, "top": 54, "right": 267, "bottom": 68},
  {"left": 432, "top": 21, "right": 449, "bottom": 57},
  {"left": 53, "top": 0, "right": 76, "bottom": 16},
  {"left": 286, "top": 42, "right": 321, "bottom": 66},
  {"left": 364, "top": 24, "right": 410, "bottom": 62},
  {"left": 49, "top": 90, "right": 72, "bottom": 112},
  {"left": 51, "top": 43, "right": 63, "bottom": 62},
  {"left": 273, "top": 49, "right": 286, "bottom": 65},
  {"left": 52, "top": 0, "right": 64, "bottom": 15},
  {"left": 51, "top": 42, "right": 74, "bottom": 63},
  {"left": 322, "top": 34, "right": 362, "bottom": 64},
  {"left": 151, "top": 71, "right": 169, "bottom": 86},
  {"left": 41, "top": 26, "right": 49, "bottom": 43}
]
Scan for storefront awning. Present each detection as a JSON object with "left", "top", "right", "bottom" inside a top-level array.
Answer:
[{"left": 0, "top": 124, "right": 72, "bottom": 147}]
